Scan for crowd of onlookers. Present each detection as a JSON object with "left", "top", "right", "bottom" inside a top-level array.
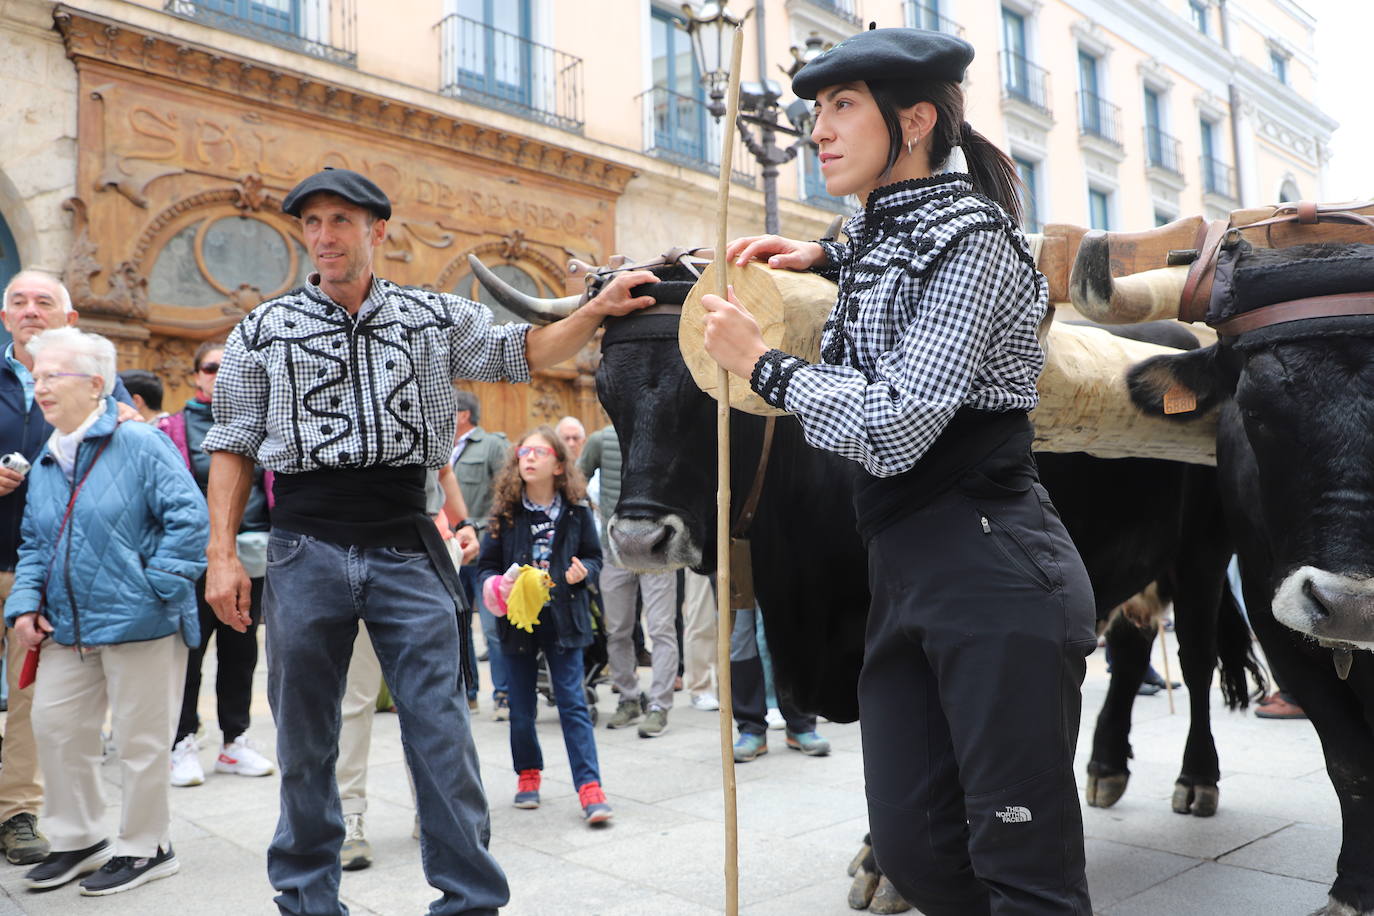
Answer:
[{"left": 0, "top": 267, "right": 828, "bottom": 900}]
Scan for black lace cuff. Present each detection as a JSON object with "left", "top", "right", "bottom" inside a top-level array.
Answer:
[
  {"left": 751, "top": 349, "right": 805, "bottom": 410},
  {"left": 812, "top": 239, "right": 845, "bottom": 282}
]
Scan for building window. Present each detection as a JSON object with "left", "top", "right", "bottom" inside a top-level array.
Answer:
[
  {"left": 802, "top": 148, "right": 851, "bottom": 214},
  {"left": 164, "top": 0, "right": 356, "bottom": 66},
  {"left": 1279, "top": 180, "right": 1301, "bottom": 202},
  {"left": 1142, "top": 87, "right": 1180, "bottom": 173},
  {"left": 1154, "top": 210, "right": 1174, "bottom": 227},
  {"left": 1189, "top": 1, "right": 1209, "bottom": 35},
  {"left": 0, "top": 212, "right": 18, "bottom": 352},
  {"left": 440, "top": 0, "right": 584, "bottom": 131},
  {"left": 647, "top": 7, "right": 707, "bottom": 162},
  {"left": 1013, "top": 156, "right": 1040, "bottom": 233},
  {"left": 909, "top": 0, "right": 963, "bottom": 35},
  {"left": 148, "top": 214, "right": 311, "bottom": 310},
  {"left": 1270, "top": 50, "right": 1289, "bottom": 84},
  {"left": 1088, "top": 187, "right": 1111, "bottom": 231},
  {"left": 1001, "top": 8, "right": 1049, "bottom": 112}
]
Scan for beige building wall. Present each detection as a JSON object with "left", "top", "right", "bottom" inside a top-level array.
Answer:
[{"left": 0, "top": 0, "right": 1337, "bottom": 282}]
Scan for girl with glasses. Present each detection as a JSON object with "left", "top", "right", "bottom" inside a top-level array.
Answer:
[{"left": 477, "top": 425, "right": 611, "bottom": 824}]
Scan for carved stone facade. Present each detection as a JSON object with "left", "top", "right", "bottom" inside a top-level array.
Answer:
[{"left": 47, "top": 7, "right": 628, "bottom": 430}]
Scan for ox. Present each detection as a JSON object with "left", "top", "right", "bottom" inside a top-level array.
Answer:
[
  {"left": 1072, "top": 222, "right": 1374, "bottom": 915},
  {"left": 472, "top": 253, "right": 1262, "bottom": 906}
]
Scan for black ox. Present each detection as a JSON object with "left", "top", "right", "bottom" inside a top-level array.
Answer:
[{"left": 1104, "top": 238, "right": 1374, "bottom": 916}]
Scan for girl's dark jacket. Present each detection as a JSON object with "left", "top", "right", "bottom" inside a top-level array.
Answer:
[{"left": 476, "top": 500, "right": 602, "bottom": 655}]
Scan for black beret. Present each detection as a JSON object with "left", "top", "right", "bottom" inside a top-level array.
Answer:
[
  {"left": 281, "top": 167, "right": 392, "bottom": 221},
  {"left": 792, "top": 28, "right": 974, "bottom": 100}
]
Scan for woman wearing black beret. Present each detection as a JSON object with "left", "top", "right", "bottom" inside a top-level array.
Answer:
[{"left": 702, "top": 27, "right": 1095, "bottom": 916}]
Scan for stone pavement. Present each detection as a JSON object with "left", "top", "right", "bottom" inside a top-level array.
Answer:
[{"left": 0, "top": 631, "right": 1341, "bottom": 915}]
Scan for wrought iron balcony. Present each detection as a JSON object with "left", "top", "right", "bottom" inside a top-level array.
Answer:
[
  {"left": 438, "top": 14, "right": 583, "bottom": 133},
  {"left": 636, "top": 86, "right": 756, "bottom": 187},
  {"left": 1077, "top": 91, "right": 1122, "bottom": 146},
  {"left": 1201, "top": 155, "right": 1237, "bottom": 199},
  {"left": 164, "top": 0, "right": 356, "bottom": 66},
  {"left": 1145, "top": 125, "right": 1183, "bottom": 175},
  {"left": 907, "top": 2, "right": 966, "bottom": 36},
  {"left": 802, "top": 0, "right": 862, "bottom": 27},
  {"left": 1001, "top": 51, "right": 1051, "bottom": 115}
]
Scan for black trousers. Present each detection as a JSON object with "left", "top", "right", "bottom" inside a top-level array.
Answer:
[
  {"left": 176, "top": 574, "right": 265, "bottom": 743},
  {"left": 729, "top": 606, "right": 816, "bottom": 736},
  {"left": 862, "top": 483, "right": 1096, "bottom": 916}
]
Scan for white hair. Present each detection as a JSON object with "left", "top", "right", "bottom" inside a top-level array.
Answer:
[
  {"left": 556, "top": 416, "right": 586, "bottom": 436},
  {"left": 27, "top": 327, "right": 116, "bottom": 396},
  {"left": 3, "top": 269, "right": 72, "bottom": 313}
]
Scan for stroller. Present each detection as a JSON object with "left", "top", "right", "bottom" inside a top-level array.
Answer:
[{"left": 535, "top": 582, "right": 610, "bottom": 723}]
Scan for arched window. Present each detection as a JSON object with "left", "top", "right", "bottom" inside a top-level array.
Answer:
[
  {"left": 1278, "top": 179, "right": 1301, "bottom": 203},
  {"left": 451, "top": 261, "right": 544, "bottom": 326},
  {"left": 147, "top": 213, "right": 310, "bottom": 309},
  {"left": 0, "top": 212, "right": 19, "bottom": 351}
]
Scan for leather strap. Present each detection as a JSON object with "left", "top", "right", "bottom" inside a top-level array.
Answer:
[
  {"left": 1180, "top": 219, "right": 1229, "bottom": 323},
  {"left": 1213, "top": 292, "right": 1374, "bottom": 337},
  {"left": 730, "top": 416, "right": 775, "bottom": 540}
]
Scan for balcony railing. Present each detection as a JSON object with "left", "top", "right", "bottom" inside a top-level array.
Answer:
[
  {"left": 439, "top": 14, "right": 583, "bottom": 133},
  {"left": 1077, "top": 91, "right": 1122, "bottom": 146},
  {"left": 1144, "top": 125, "right": 1183, "bottom": 175},
  {"left": 907, "top": 2, "right": 966, "bottom": 36},
  {"left": 803, "top": 0, "right": 862, "bottom": 26},
  {"left": 1001, "top": 51, "right": 1051, "bottom": 115},
  {"left": 1201, "top": 155, "right": 1237, "bottom": 199},
  {"left": 165, "top": 0, "right": 355, "bottom": 66},
  {"left": 637, "top": 86, "right": 757, "bottom": 188}
]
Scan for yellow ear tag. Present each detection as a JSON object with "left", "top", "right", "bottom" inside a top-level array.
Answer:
[{"left": 1162, "top": 382, "right": 1198, "bottom": 415}]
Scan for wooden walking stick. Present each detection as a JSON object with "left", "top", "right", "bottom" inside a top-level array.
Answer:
[
  {"left": 1158, "top": 618, "right": 1176, "bottom": 715},
  {"left": 713, "top": 25, "right": 746, "bottom": 916}
]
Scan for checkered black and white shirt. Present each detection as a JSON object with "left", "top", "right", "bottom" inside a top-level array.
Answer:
[
  {"left": 750, "top": 174, "right": 1046, "bottom": 478},
  {"left": 203, "top": 276, "right": 531, "bottom": 472}
]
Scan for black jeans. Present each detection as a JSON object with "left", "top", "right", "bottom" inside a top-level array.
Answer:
[
  {"left": 176, "top": 575, "right": 265, "bottom": 744},
  {"left": 861, "top": 483, "right": 1096, "bottom": 916}
]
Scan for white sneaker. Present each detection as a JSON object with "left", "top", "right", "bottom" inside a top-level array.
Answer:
[
  {"left": 169, "top": 735, "right": 204, "bottom": 787},
  {"left": 765, "top": 707, "right": 786, "bottom": 731},
  {"left": 341, "top": 813, "right": 371, "bottom": 871},
  {"left": 215, "top": 735, "right": 276, "bottom": 777},
  {"left": 690, "top": 694, "right": 720, "bottom": 711}
]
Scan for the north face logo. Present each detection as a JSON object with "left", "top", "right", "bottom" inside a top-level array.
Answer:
[{"left": 995, "top": 806, "right": 1032, "bottom": 824}]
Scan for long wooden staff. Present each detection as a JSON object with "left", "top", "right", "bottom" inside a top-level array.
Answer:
[{"left": 714, "top": 25, "right": 746, "bottom": 916}]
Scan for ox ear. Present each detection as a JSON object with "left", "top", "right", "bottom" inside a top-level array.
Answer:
[{"left": 1127, "top": 344, "right": 1232, "bottom": 419}]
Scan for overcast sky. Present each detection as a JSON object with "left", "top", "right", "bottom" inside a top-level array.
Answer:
[{"left": 1306, "top": 0, "right": 1373, "bottom": 199}]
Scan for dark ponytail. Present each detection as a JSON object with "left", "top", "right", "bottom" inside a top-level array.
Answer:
[{"left": 867, "top": 79, "right": 1024, "bottom": 226}]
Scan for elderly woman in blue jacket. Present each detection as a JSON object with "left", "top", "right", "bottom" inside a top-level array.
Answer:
[{"left": 4, "top": 327, "right": 207, "bottom": 898}]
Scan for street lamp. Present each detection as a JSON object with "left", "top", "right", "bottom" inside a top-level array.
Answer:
[{"left": 680, "top": 3, "right": 828, "bottom": 234}]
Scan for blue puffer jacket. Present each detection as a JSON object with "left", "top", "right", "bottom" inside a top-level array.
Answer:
[{"left": 4, "top": 398, "right": 208, "bottom": 648}]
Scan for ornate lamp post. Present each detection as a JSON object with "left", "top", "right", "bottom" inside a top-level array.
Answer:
[{"left": 681, "top": 3, "right": 828, "bottom": 234}]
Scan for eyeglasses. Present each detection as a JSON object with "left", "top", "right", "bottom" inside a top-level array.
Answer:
[
  {"left": 517, "top": 445, "right": 555, "bottom": 459},
  {"left": 198, "top": 362, "right": 221, "bottom": 374},
  {"left": 32, "top": 372, "right": 93, "bottom": 387}
]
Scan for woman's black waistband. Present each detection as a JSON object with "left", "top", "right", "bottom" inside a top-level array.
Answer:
[
  {"left": 853, "top": 408, "right": 1036, "bottom": 545},
  {"left": 271, "top": 466, "right": 429, "bottom": 549}
]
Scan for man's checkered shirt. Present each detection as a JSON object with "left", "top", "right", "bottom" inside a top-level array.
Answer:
[
  {"left": 750, "top": 174, "right": 1047, "bottom": 478},
  {"left": 203, "top": 277, "right": 531, "bottom": 472}
]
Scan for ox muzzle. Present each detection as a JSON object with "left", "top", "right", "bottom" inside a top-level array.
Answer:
[
  {"left": 604, "top": 505, "right": 701, "bottom": 573},
  {"left": 1272, "top": 567, "right": 1372, "bottom": 674}
]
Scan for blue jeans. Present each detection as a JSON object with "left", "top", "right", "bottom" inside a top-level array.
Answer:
[
  {"left": 263, "top": 530, "right": 508, "bottom": 916},
  {"left": 461, "top": 565, "right": 507, "bottom": 698},
  {"left": 504, "top": 625, "right": 600, "bottom": 789}
]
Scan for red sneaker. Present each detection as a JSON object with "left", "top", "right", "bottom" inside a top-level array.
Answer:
[
  {"left": 514, "top": 769, "right": 541, "bottom": 809},
  {"left": 1255, "top": 693, "right": 1307, "bottom": 719},
  {"left": 578, "top": 781, "right": 613, "bottom": 825}
]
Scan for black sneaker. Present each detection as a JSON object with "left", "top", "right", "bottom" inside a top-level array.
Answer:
[
  {"left": 78, "top": 845, "right": 179, "bottom": 896},
  {"left": 23, "top": 840, "right": 111, "bottom": 890}
]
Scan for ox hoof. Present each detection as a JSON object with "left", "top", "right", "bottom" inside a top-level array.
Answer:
[
  {"left": 847, "top": 842, "right": 872, "bottom": 878},
  {"left": 847, "top": 870, "right": 879, "bottom": 910},
  {"left": 1086, "top": 770, "right": 1129, "bottom": 808},
  {"left": 1171, "top": 782, "right": 1219, "bottom": 817},
  {"left": 869, "top": 877, "right": 913, "bottom": 914},
  {"left": 1307, "top": 895, "right": 1362, "bottom": 916}
]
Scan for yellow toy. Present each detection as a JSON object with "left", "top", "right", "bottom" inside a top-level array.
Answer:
[{"left": 504, "top": 565, "right": 555, "bottom": 633}]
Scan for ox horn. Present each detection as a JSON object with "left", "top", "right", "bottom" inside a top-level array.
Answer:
[
  {"left": 1070, "top": 231, "right": 1189, "bottom": 324},
  {"left": 467, "top": 255, "right": 582, "bottom": 325}
]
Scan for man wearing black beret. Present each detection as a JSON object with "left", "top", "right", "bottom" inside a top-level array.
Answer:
[{"left": 203, "top": 168, "right": 658, "bottom": 915}]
